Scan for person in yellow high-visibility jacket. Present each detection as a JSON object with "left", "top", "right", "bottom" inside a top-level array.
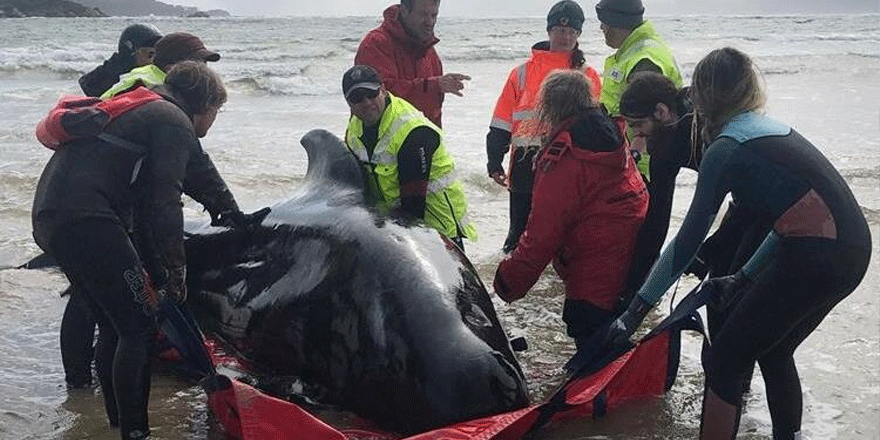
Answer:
[
  {"left": 594, "top": 0, "right": 682, "bottom": 180},
  {"left": 342, "top": 65, "right": 476, "bottom": 250}
]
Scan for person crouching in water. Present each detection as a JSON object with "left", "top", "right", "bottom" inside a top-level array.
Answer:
[
  {"left": 493, "top": 69, "right": 648, "bottom": 348},
  {"left": 342, "top": 64, "right": 476, "bottom": 250},
  {"left": 32, "top": 61, "right": 239, "bottom": 440},
  {"left": 605, "top": 47, "right": 872, "bottom": 439}
]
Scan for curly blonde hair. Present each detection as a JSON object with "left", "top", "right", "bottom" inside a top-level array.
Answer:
[{"left": 530, "top": 69, "right": 597, "bottom": 144}]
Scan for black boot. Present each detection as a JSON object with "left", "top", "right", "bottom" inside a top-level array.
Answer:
[{"left": 502, "top": 190, "right": 532, "bottom": 253}]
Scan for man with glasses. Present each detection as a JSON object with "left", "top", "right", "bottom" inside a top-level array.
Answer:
[{"left": 342, "top": 65, "right": 476, "bottom": 250}]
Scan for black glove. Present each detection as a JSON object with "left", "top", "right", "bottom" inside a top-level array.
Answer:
[
  {"left": 109, "top": 50, "right": 136, "bottom": 74},
  {"left": 604, "top": 295, "right": 653, "bottom": 349},
  {"left": 157, "top": 266, "right": 187, "bottom": 304},
  {"left": 212, "top": 207, "right": 271, "bottom": 229},
  {"left": 683, "top": 254, "right": 711, "bottom": 279},
  {"left": 705, "top": 271, "right": 751, "bottom": 314}
]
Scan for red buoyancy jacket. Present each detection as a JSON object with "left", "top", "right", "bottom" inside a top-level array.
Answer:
[
  {"left": 494, "top": 110, "right": 648, "bottom": 310},
  {"left": 355, "top": 4, "right": 445, "bottom": 127},
  {"left": 36, "top": 86, "right": 163, "bottom": 150},
  {"left": 32, "top": 85, "right": 239, "bottom": 281}
]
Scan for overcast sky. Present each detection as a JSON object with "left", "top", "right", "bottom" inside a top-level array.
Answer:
[{"left": 167, "top": 0, "right": 879, "bottom": 17}]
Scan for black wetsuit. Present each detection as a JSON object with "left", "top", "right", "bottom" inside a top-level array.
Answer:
[
  {"left": 636, "top": 112, "right": 872, "bottom": 439},
  {"left": 78, "top": 52, "right": 134, "bottom": 98},
  {"left": 61, "top": 54, "right": 137, "bottom": 387},
  {"left": 33, "top": 85, "right": 238, "bottom": 440},
  {"left": 622, "top": 112, "right": 700, "bottom": 301}
]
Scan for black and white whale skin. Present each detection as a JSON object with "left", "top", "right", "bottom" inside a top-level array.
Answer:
[{"left": 184, "top": 129, "right": 530, "bottom": 434}]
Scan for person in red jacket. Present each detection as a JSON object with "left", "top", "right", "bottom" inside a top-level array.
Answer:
[
  {"left": 486, "top": 0, "right": 602, "bottom": 253},
  {"left": 355, "top": 0, "right": 469, "bottom": 127},
  {"left": 493, "top": 70, "right": 648, "bottom": 347}
]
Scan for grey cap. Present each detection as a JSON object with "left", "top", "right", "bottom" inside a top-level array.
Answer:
[{"left": 595, "top": 0, "right": 644, "bottom": 30}]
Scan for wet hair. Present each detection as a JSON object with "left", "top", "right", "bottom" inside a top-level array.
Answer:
[
  {"left": 569, "top": 43, "right": 585, "bottom": 69},
  {"left": 620, "top": 71, "right": 680, "bottom": 118},
  {"left": 164, "top": 60, "right": 227, "bottom": 115},
  {"left": 533, "top": 69, "right": 597, "bottom": 138},
  {"left": 691, "top": 47, "right": 766, "bottom": 144}
]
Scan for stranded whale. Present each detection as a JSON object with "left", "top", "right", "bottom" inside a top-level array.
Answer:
[{"left": 184, "top": 129, "right": 529, "bottom": 434}]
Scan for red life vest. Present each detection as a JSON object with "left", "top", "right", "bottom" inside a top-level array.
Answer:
[{"left": 35, "top": 86, "right": 163, "bottom": 150}]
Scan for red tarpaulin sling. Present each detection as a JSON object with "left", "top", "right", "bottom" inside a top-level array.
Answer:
[
  {"left": 202, "top": 324, "right": 685, "bottom": 440},
  {"left": 200, "top": 283, "right": 709, "bottom": 439}
]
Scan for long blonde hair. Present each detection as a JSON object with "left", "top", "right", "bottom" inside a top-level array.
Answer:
[
  {"left": 531, "top": 69, "right": 598, "bottom": 144},
  {"left": 690, "top": 47, "right": 766, "bottom": 147}
]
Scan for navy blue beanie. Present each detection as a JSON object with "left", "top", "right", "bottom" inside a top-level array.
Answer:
[{"left": 547, "top": 1, "right": 585, "bottom": 33}]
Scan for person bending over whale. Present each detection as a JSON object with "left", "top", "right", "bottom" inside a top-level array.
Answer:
[
  {"left": 32, "top": 61, "right": 244, "bottom": 440},
  {"left": 493, "top": 69, "right": 647, "bottom": 349},
  {"left": 619, "top": 70, "right": 774, "bottom": 399},
  {"left": 605, "top": 47, "right": 872, "bottom": 440},
  {"left": 342, "top": 64, "right": 476, "bottom": 250}
]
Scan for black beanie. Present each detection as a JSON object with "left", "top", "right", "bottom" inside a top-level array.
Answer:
[
  {"left": 595, "top": 0, "right": 644, "bottom": 30},
  {"left": 547, "top": 0, "right": 585, "bottom": 33}
]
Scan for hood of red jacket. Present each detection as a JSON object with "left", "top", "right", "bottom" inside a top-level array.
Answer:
[
  {"left": 547, "top": 110, "right": 629, "bottom": 170},
  {"left": 381, "top": 4, "right": 440, "bottom": 52}
]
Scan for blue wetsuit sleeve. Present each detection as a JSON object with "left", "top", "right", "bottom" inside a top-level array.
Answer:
[{"left": 637, "top": 137, "right": 738, "bottom": 305}]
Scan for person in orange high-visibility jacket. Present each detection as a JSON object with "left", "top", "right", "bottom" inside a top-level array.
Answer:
[{"left": 486, "top": 0, "right": 601, "bottom": 253}]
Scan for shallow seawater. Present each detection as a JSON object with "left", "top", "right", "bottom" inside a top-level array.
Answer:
[{"left": 1, "top": 13, "right": 878, "bottom": 440}]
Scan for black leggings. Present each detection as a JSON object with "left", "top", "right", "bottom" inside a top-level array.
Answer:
[
  {"left": 51, "top": 219, "right": 156, "bottom": 438},
  {"left": 563, "top": 298, "right": 616, "bottom": 350},
  {"left": 702, "top": 238, "right": 870, "bottom": 440},
  {"left": 61, "top": 286, "right": 96, "bottom": 387},
  {"left": 503, "top": 148, "right": 537, "bottom": 252}
]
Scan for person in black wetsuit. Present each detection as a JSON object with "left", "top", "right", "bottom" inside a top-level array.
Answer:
[
  {"left": 617, "top": 71, "right": 700, "bottom": 300},
  {"left": 63, "top": 23, "right": 163, "bottom": 389},
  {"left": 619, "top": 70, "right": 773, "bottom": 399},
  {"left": 33, "top": 61, "right": 243, "bottom": 440},
  {"left": 606, "top": 47, "right": 872, "bottom": 439}
]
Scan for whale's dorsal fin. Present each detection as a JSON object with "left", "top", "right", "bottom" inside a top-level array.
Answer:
[{"left": 300, "top": 129, "right": 365, "bottom": 192}]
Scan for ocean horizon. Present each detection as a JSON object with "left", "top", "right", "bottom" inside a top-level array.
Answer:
[{"left": 0, "top": 13, "right": 877, "bottom": 439}]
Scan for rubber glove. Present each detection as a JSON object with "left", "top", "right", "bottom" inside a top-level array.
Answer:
[
  {"left": 212, "top": 207, "right": 271, "bottom": 228},
  {"left": 158, "top": 266, "right": 187, "bottom": 304},
  {"left": 604, "top": 295, "right": 653, "bottom": 348},
  {"left": 705, "top": 271, "right": 751, "bottom": 314}
]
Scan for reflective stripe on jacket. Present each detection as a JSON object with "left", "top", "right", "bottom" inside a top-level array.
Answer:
[
  {"left": 490, "top": 46, "right": 601, "bottom": 152},
  {"left": 346, "top": 94, "right": 477, "bottom": 240},
  {"left": 599, "top": 20, "right": 682, "bottom": 117},
  {"left": 100, "top": 64, "right": 166, "bottom": 99}
]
